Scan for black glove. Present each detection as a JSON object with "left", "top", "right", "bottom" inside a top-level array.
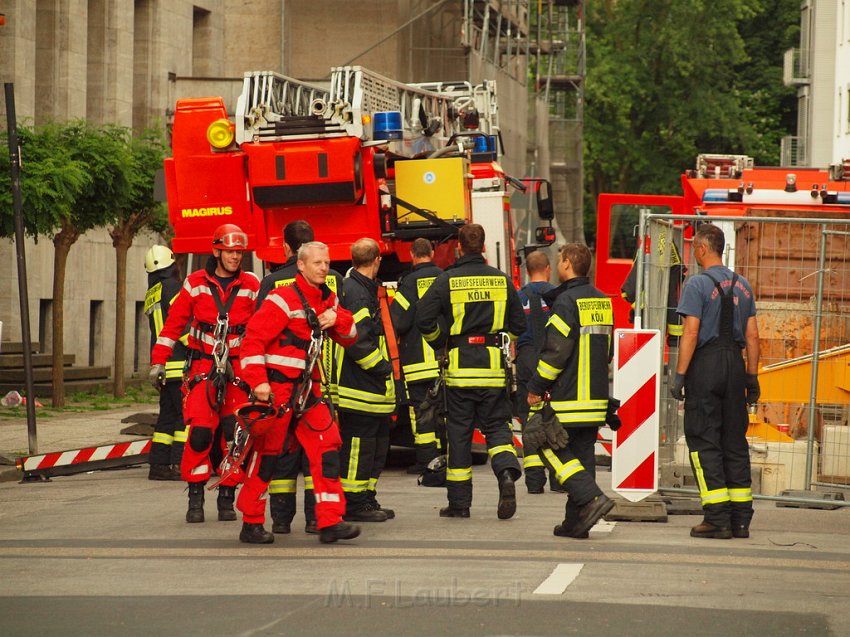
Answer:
[
  {"left": 745, "top": 373, "right": 760, "bottom": 404},
  {"left": 670, "top": 373, "right": 685, "bottom": 401},
  {"left": 606, "top": 397, "right": 622, "bottom": 431}
]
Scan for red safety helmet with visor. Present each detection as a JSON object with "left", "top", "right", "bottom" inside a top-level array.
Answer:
[{"left": 212, "top": 224, "right": 249, "bottom": 251}]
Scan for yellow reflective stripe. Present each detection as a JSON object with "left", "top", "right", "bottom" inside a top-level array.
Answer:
[
  {"left": 269, "top": 479, "right": 297, "bottom": 494},
  {"left": 489, "top": 347, "right": 500, "bottom": 371},
  {"left": 542, "top": 448, "right": 584, "bottom": 483},
  {"left": 174, "top": 427, "right": 188, "bottom": 443},
  {"left": 446, "top": 467, "right": 472, "bottom": 482},
  {"left": 346, "top": 437, "right": 360, "bottom": 484},
  {"left": 164, "top": 361, "right": 183, "bottom": 370},
  {"left": 304, "top": 476, "right": 314, "bottom": 489},
  {"left": 729, "top": 488, "right": 752, "bottom": 503},
  {"left": 352, "top": 307, "right": 371, "bottom": 323},
  {"left": 581, "top": 333, "right": 592, "bottom": 400},
  {"left": 422, "top": 324, "right": 441, "bottom": 342},
  {"left": 367, "top": 477, "right": 379, "bottom": 492},
  {"left": 537, "top": 360, "right": 561, "bottom": 381},
  {"left": 491, "top": 300, "right": 505, "bottom": 331},
  {"left": 450, "top": 301, "right": 464, "bottom": 335},
  {"left": 394, "top": 292, "right": 410, "bottom": 310},
  {"left": 445, "top": 377, "right": 505, "bottom": 388},
  {"left": 355, "top": 348, "right": 382, "bottom": 370},
  {"left": 701, "top": 489, "right": 731, "bottom": 506},
  {"left": 551, "top": 399, "right": 607, "bottom": 411},
  {"left": 667, "top": 323, "right": 683, "bottom": 336},
  {"left": 341, "top": 479, "right": 370, "bottom": 492},
  {"left": 152, "top": 432, "right": 173, "bottom": 445},
  {"left": 523, "top": 454, "right": 545, "bottom": 469},
  {"left": 690, "top": 451, "right": 731, "bottom": 505},
  {"left": 274, "top": 277, "right": 296, "bottom": 288},
  {"left": 488, "top": 444, "right": 517, "bottom": 459},
  {"left": 556, "top": 412, "right": 606, "bottom": 424},
  {"left": 337, "top": 385, "right": 395, "bottom": 404},
  {"left": 402, "top": 360, "right": 439, "bottom": 375},
  {"left": 547, "top": 314, "right": 571, "bottom": 338},
  {"left": 153, "top": 307, "right": 164, "bottom": 337},
  {"left": 415, "top": 431, "right": 438, "bottom": 445}
]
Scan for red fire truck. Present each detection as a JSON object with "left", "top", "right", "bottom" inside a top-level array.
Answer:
[{"left": 594, "top": 154, "right": 850, "bottom": 331}]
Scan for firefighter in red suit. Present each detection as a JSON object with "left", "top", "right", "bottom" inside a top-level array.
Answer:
[
  {"left": 237, "top": 241, "right": 362, "bottom": 544},
  {"left": 149, "top": 224, "right": 259, "bottom": 524}
]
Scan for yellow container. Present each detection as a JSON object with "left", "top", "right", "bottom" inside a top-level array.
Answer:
[{"left": 394, "top": 157, "right": 471, "bottom": 224}]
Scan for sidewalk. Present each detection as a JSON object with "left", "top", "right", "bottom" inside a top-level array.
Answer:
[{"left": 0, "top": 405, "right": 157, "bottom": 482}]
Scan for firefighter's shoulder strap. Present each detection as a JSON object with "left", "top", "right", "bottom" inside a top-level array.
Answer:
[
  {"left": 207, "top": 279, "right": 242, "bottom": 320},
  {"left": 523, "top": 285, "right": 547, "bottom": 354},
  {"left": 378, "top": 285, "right": 402, "bottom": 381}
]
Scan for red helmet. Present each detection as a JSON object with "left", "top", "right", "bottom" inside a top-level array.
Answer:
[
  {"left": 212, "top": 224, "right": 249, "bottom": 251},
  {"left": 234, "top": 400, "right": 279, "bottom": 437}
]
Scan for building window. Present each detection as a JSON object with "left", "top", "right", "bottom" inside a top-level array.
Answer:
[
  {"left": 89, "top": 300, "right": 103, "bottom": 367},
  {"left": 38, "top": 299, "right": 52, "bottom": 354}
]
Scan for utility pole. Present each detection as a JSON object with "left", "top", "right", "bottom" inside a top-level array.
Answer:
[{"left": 5, "top": 82, "right": 39, "bottom": 454}]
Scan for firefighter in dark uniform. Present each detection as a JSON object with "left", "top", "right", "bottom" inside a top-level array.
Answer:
[
  {"left": 144, "top": 245, "right": 187, "bottom": 480},
  {"left": 672, "top": 223, "right": 760, "bottom": 539},
  {"left": 256, "top": 220, "right": 343, "bottom": 536},
  {"left": 515, "top": 250, "right": 561, "bottom": 494},
  {"left": 335, "top": 238, "right": 396, "bottom": 522},
  {"left": 390, "top": 238, "right": 444, "bottom": 475},
  {"left": 416, "top": 224, "right": 525, "bottom": 520},
  {"left": 526, "top": 243, "right": 616, "bottom": 539}
]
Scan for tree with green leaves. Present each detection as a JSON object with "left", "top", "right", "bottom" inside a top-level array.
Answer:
[
  {"left": 109, "top": 128, "right": 169, "bottom": 397},
  {"left": 48, "top": 121, "right": 133, "bottom": 406},
  {"left": 583, "top": 0, "right": 799, "bottom": 244}
]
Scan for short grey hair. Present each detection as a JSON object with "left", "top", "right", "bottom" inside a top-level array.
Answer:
[{"left": 297, "top": 241, "right": 329, "bottom": 261}]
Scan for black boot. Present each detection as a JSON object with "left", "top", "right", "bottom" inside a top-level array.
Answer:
[
  {"left": 319, "top": 522, "right": 361, "bottom": 544},
  {"left": 217, "top": 486, "right": 237, "bottom": 522},
  {"left": 148, "top": 464, "right": 181, "bottom": 481},
  {"left": 186, "top": 482, "right": 205, "bottom": 523},
  {"left": 497, "top": 470, "right": 517, "bottom": 520},
  {"left": 239, "top": 522, "right": 274, "bottom": 544},
  {"left": 269, "top": 493, "right": 293, "bottom": 533}
]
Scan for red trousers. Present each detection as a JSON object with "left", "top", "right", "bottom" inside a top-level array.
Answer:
[
  {"left": 180, "top": 359, "right": 247, "bottom": 486},
  {"left": 236, "top": 381, "right": 346, "bottom": 529}
]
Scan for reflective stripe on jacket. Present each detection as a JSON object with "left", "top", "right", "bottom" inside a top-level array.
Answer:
[
  {"left": 151, "top": 257, "right": 259, "bottom": 366},
  {"left": 239, "top": 273, "right": 356, "bottom": 390},
  {"left": 390, "top": 261, "right": 443, "bottom": 384},
  {"left": 527, "top": 277, "right": 613, "bottom": 426},
  {"left": 334, "top": 269, "right": 396, "bottom": 414},
  {"left": 415, "top": 254, "right": 525, "bottom": 389}
]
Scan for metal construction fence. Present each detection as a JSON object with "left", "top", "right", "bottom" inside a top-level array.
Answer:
[{"left": 632, "top": 213, "right": 850, "bottom": 507}]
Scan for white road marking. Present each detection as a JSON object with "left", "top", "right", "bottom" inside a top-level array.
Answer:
[
  {"left": 591, "top": 520, "right": 616, "bottom": 533},
  {"left": 533, "top": 563, "right": 584, "bottom": 595}
]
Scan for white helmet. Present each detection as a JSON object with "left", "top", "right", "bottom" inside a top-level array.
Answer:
[{"left": 145, "top": 245, "right": 175, "bottom": 273}]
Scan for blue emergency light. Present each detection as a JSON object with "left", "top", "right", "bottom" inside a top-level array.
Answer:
[{"left": 373, "top": 111, "right": 403, "bottom": 140}]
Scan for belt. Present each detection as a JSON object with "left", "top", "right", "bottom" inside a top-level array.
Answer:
[
  {"left": 447, "top": 334, "right": 500, "bottom": 349},
  {"left": 193, "top": 352, "right": 239, "bottom": 361}
]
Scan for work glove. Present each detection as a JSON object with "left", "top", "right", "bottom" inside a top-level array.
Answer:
[
  {"left": 524, "top": 404, "right": 568, "bottom": 454},
  {"left": 745, "top": 373, "right": 760, "bottom": 404},
  {"left": 670, "top": 373, "right": 685, "bottom": 401},
  {"left": 148, "top": 364, "right": 166, "bottom": 389},
  {"left": 606, "top": 397, "right": 622, "bottom": 431}
]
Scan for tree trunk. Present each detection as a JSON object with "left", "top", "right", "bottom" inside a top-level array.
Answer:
[
  {"left": 112, "top": 231, "right": 133, "bottom": 397},
  {"left": 51, "top": 225, "right": 80, "bottom": 407}
]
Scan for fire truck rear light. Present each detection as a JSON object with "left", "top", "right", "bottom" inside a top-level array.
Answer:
[{"left": 207, "top": 118, "right": 235, "bottom": 149}]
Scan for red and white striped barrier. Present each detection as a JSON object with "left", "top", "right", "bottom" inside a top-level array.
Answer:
[
  {"left": 17, "top": 439, "right": 151, "bottom": 479},
  {"left": 611, "top": 329, "right": 661, "bottom": 502}
]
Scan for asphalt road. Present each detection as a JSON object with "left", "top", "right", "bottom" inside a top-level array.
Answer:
[{"left": 0, "top": 460, "right": 847, "bottom": 637}]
